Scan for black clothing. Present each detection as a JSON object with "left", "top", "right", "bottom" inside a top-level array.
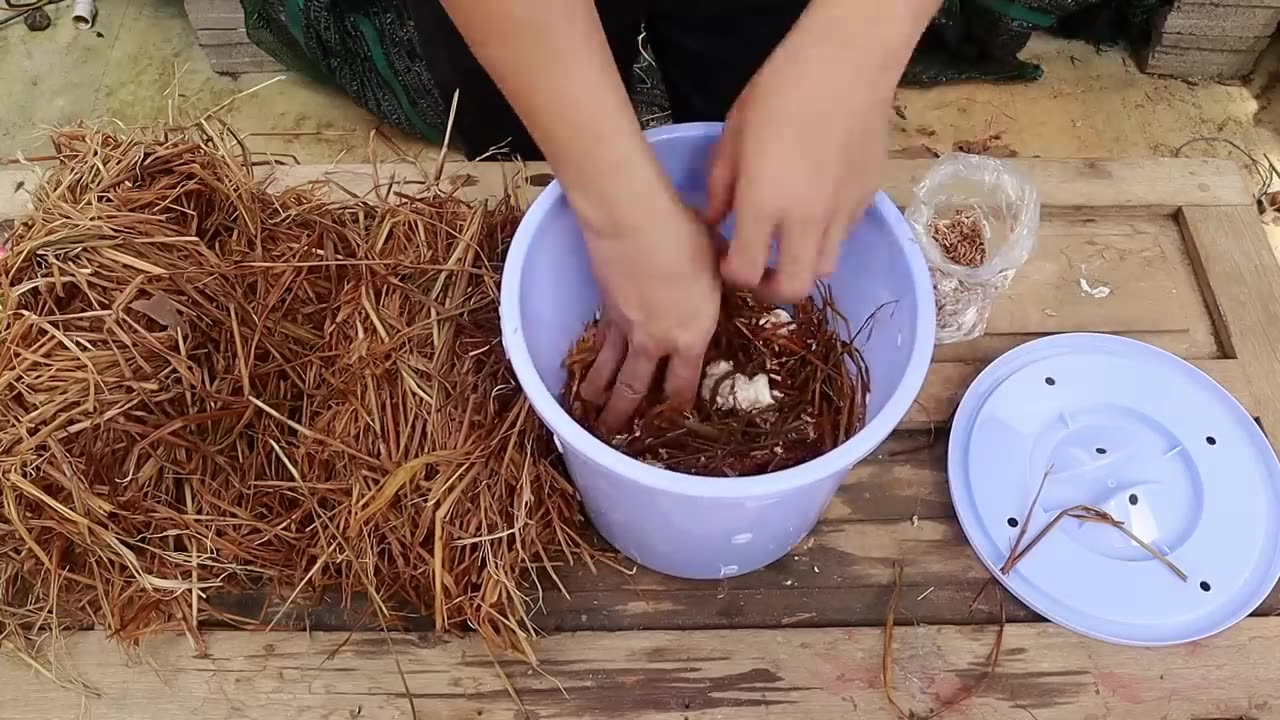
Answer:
[{"left": 407, "top": 1, "right": 808, "bottom": 159}]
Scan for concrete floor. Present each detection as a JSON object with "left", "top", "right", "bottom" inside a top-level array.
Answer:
[
  {"left": 5, "top": 0, "right": 1280, "bottom": 195},
  {"left": 0, "top": 0, "right": 415, "bottom": 164}
]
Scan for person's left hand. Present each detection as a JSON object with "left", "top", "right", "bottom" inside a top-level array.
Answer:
[{"left": 705, "top": 4, "right": 900, "bottom": 303}]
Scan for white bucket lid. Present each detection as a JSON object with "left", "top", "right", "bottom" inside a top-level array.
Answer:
[{"left": 949, "top": 333, "right": 1280, "bottom": 646}]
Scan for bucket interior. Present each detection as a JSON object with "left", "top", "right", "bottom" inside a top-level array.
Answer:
[{"left": 514, "top": 139, "right": 924, "bottom": 454}]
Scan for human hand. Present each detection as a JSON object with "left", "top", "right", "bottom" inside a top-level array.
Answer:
[
  {"left": 579, "top": 199, "right": 722, "bottom": 434},
  {"left": 706, "top": 2, "right": 906, "bottom": 303}
]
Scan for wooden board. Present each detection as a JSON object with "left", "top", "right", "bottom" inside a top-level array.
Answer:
[
  {"left": 7, "top": 622, "right": 1280, "bottom": 720},
  {"left": 253, "top": 157, "right": 1257, "bottom": 214},
  {"left": 1180, "top": 206, "right": 1280, "bottom": 448},
  {"left": 6, "top": 158, "right": 1280, "bottom": 720},
  {"left": 0, "top": 157, "right": 1253, "bottom": 220},
  {"left": 989, "top": 216, "right": 1191, "bottom": 334}
]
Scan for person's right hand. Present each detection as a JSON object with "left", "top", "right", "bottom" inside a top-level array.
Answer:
[{"left": 578, "top": 199, "right": 722, "bottom": 434}]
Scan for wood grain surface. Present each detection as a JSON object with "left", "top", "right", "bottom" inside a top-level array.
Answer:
[
  {"left": 7, "top": 622, "right": 1279, "bottom": 719},
  {"left": 0, "top": 156, "right": 1253, "bottom": 218},
  {"left": 1181, "top": 206, "right": 1280, "bottom": 451},
  {"left": 262, "top": 157, "right": 1256, "bottom": 213}
]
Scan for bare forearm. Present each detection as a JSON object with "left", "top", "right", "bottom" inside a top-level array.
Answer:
[{"left": 437, "top": 0, "right": 673, "bottom": 234}]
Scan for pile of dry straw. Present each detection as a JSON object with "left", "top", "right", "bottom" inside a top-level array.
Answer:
[{"left": 0, "top": 124, "right": 597, "bottom": 661}]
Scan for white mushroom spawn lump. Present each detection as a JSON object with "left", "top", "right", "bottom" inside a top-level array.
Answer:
[
  {"left": 696, "top": 307, "right": 795, "bottom": 413},
  {"left": 699, "top": 359, "right": 781, "bottom": 412},
  {"left": 760, "top": 308, "right": 794, "bottom": 334}
]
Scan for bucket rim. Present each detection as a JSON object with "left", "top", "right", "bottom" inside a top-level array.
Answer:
[{"left": 499, "top": 122, "right": 936, "bottom": 498}]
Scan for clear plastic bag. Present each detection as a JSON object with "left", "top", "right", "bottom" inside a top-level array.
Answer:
[{"left": 906, "top": 153, "right": 1040, "bottom": 344}]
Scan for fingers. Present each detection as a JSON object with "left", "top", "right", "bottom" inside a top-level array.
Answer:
[
  {"left": 664, "top": 345, "right": 707, "bottom": 411},
  {"left": 706, "top": 124, "right": 741, "bottom": 225},
  {"left": 817, "top": 223, "right": 842, "bottom": 278},
  {"left": 714, "top": 126, "right": 777, "bottom": 290},
  {"left": 586, "top": 316, "right": 712, "bottom": 431},
  {"left": 721, "top": 204, "right": 775, "bottom": 290},
  {"left": 580, "top": 326, "right": 626, "bottom": 405},
  {"left": 819, "top": 195, "right": 874, "bottom": 277},
  {"left": 817, "top": 203, "right": 859, "bottom": 278},
  {"left": 760, "top": 214, "right": 824, "bottom": 303},
  {"left": 599, "top": 346, "right": 660, "bottom": 434}
]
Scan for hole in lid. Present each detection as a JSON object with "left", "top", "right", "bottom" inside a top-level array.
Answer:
[
  {"left": 1007, "top": 517, "right": 1019, "bottom": 528},
  {"left": 1199, "top": 581, "right": 1211, "bottom": 592},
  {"left": 1045, "top": 377, "right": 1056, "bottom": 386},
  {"left": 1095, "top": 447, "right": 1107, "bottom": 455},
  {"left": 1206, "top": 436, "right": 1217, "bottom": 446},
  {"left": 1128, "top": 493, "right": 1138, "bottom": 506}
]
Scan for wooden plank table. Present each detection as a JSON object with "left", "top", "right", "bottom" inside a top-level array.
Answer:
[{"left": 3, "top": 157, "right": 1280, "bottom": 719}]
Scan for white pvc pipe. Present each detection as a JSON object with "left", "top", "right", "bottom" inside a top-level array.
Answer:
[{"left": 71, "top": 0, "right": 95, "bottom": 29}]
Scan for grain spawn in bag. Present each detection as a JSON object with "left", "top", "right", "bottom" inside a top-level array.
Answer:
[{"left": 906, "top": 153, "right": 1040, "bottom": 344}]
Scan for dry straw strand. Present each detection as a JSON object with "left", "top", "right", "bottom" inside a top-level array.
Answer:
[
  {"left": 1000, "top": 465, "right": 1187, "bottom": 582},
  {"left": 882, "top": 563, "right": 1005, "bottom": 719}
]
